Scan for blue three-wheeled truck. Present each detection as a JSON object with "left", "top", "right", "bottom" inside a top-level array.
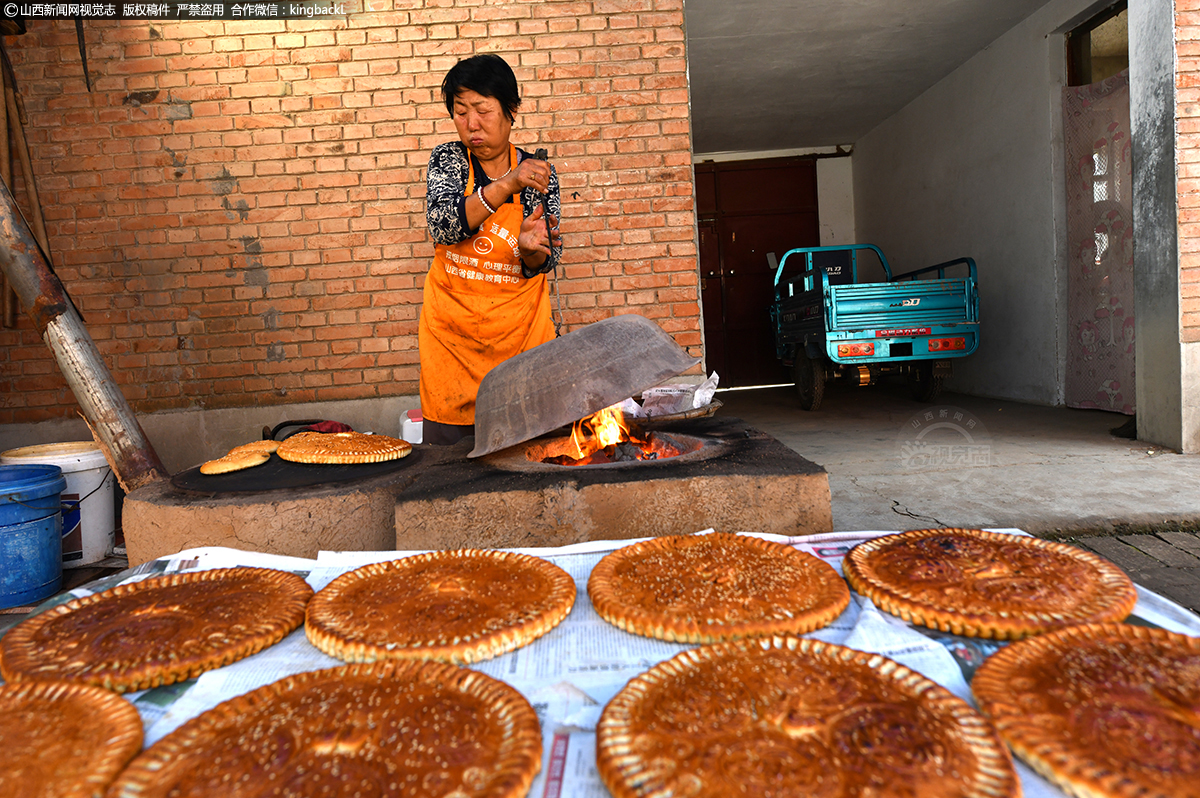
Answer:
[{"left": 769, "top": 244, "right": 980, "bottom": 410}]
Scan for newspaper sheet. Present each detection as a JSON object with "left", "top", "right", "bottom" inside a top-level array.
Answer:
[{"left": 31, "top": 529, "right": 1200, "bottom": 798}]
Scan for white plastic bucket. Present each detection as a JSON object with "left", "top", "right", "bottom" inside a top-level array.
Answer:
[
  {"left": 0, "top": 442, "right": 115, "bottom": 568},
  {"left": 401, "top": 408, "right": 423, "bottom": 444}
]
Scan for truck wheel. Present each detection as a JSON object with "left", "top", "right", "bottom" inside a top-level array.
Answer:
[
  {"left": 908, "top": 362, "right": 943, "bottom": 403},
  {"left": 794, "top": 354, "right": 825, "bottom": 411}
]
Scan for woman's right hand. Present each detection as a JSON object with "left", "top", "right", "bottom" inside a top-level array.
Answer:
[{"left": 518, "top": 204, "right": 561, "bottom": 261}]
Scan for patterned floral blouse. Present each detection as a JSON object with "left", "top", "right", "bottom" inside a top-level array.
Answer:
[{"left": 425, "top": 141, "right": 562, "bottom": 277}]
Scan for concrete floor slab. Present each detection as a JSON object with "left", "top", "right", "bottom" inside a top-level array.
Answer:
[
  {"left": 715, "top": 384, "right": 1200, "bottom": 535},
  {"left": 717, "top": 382, "right": 1200, "bottom": 618}
]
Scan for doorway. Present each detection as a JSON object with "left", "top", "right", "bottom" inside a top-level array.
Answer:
[
  {"left": 696, "top": 157, "right": 820, "bottom": 387},
  {"left": 1063, "top": 3, "right": 1133, "bottom": 414}
]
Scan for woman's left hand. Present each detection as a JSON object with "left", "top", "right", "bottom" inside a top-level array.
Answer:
[
  {"left": 518, "top": 204, "right": 561, "bottom": 259},
  {"left": 504, "top": 156, "right": 553, "bottom": 196}
]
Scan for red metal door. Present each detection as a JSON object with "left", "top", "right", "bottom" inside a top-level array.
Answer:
[
  {"left": 696, "top": 158, "right": 820, "bottom": 387},
  {"left": 698, "top": 221, "right": 725, "bottom": 378}
]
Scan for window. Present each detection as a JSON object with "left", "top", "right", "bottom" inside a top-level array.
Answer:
[{"left": 1067, "top": 2, "right": 1129, "bottom": 86}]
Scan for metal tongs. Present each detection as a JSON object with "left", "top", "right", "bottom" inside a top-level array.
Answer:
[
  {"left": 532, "top": 147, "right": 564, "bottom": 335},
  {"left": 531, "top": 148, "right": 561, "bottom": 266}
]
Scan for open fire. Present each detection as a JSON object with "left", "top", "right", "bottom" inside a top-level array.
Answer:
[{"left": 541, "top": 404, "right": 684, "bottom": 466}]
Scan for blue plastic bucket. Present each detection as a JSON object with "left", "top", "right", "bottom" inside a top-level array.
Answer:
[{"left": 0, "top": 464, "right": 67, "bottom": 609}]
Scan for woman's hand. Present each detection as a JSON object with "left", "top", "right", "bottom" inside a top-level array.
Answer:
[
  {"left": 502, "top": 157, "right": 553, "bottom": 196},
  {"left": 518, "top": 204, "right": 561, "bottom": 264}
]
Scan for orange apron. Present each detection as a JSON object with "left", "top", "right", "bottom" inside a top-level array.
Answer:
[{"left": 418, "top": 144, "right": 555, "bottom": 426}]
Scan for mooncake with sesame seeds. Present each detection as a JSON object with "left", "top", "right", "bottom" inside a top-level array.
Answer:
[
  {"left": 305, "top": 549, "right": 576, "bottom": 665},
  {"left": 973, "top": 623, "right": 1200, "bottom": 798},
  {"left": 0, "top": 680, "right": 142, "bottom": 798},
  {"left": 586, "top": 532, "right": 849, "bottom": 643},
  {"left": 0, "top": 567, "right": 313, "bottom": 692},
  {"left": 199, "top": 448, "right": 271, "bottom": 474},
  {"left": 199, "top": 439, "right": 281, "bottom": 474},
  {"left": 597, "top": 636, "right": 1019, "bottom": 798},
  {"left": 843, "top": 528, "right": 1137, "bottom": 639},
  {"left": 277, "top": 430, "right": 412, "bottom": 464},
  {"left": 226, "top": 439, "right": 280, "bottom": 456},
  {"left": 107, "top": 660, "right": 542, "bottom": 798}
]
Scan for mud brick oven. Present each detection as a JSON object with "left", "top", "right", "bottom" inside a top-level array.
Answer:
[
  {"left": 122, "top": 317, "right": 832, "bottom": 564},
  {"left": 122, "top": 416, "right": 832, "bottom": 564}
]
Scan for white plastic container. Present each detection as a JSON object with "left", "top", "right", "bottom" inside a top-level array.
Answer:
[
  {"left": 0, "top": 442, "right": 115, "bottom": 567},
  {"left": 401, "top": 408, "right": 423, "bottom": 444}
]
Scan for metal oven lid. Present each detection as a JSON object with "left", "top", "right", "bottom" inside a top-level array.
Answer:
[{"left": 469, "top": 314, "right": 700, "bottom": 458}]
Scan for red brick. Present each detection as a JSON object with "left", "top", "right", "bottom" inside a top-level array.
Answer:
[{"left": 0, "top": 5, "right": 698, "bottom": 421}]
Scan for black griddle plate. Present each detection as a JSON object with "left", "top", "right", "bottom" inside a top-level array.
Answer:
[{"left": 171, "top": 449, "right": 423, "bottom": 495}]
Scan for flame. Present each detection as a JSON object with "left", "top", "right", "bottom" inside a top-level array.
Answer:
[
  {"left": 568, "top": 403, "right": 633, "bottom": 459},
  {"left": 591, "top": 405, "right": 628, "bottom": 447},
  {"left": 545, "top": 402, "right": 671, "bottom": 466}
]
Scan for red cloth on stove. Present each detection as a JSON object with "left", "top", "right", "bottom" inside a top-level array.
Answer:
[{"left": 303, "top": 421, "right": 354, "bottom": 434}]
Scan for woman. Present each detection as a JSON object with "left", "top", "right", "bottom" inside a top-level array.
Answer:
[{"left": 419, "top": 53, "right": 563, "bottom": 446}]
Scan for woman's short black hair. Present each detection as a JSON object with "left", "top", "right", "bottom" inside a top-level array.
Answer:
[{"left": 441, "top": 54, "right": 521, "bottom": 123}]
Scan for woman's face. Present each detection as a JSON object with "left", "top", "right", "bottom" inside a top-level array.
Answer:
[{"left": 452, "top": 89, "right": 512, "bottom": 162}]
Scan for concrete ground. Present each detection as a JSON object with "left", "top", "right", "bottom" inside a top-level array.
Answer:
[{"left": 716, "top": 381, "right": 1200, "bottom": 614}]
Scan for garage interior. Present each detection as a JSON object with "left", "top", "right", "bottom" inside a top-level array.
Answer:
[{"left": 684, "top": 0, "right": 1183, "bottom": 442}]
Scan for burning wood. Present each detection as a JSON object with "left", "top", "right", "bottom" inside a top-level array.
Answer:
[{"left": 543, "top": 404, "right": 670, "bottom": 466}]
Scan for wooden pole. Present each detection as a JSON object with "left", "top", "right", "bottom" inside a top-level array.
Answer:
[
  {"left": 5, "top": 54, "right": 59, "bottom": 331},
  {"left": 0, "top": 62, "right": 10, "bottom": 329},
  {"left": 0, "top": 62, "right": 9, "bottom": 189},
  {"left": 0, "top": 180, "right": 169, "bottom": 491},
  {"left": 5, "top": 77, "right": 49, "bottom": 256}
]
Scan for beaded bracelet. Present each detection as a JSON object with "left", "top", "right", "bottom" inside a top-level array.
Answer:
[{"left": 477, "top": 185, "right": 497, "bottom": 214}]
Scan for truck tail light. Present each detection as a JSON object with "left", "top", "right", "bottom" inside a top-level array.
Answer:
[
  {"left": 837, "top": 342, "right": 875, "bottom": 357},
  {"left": 928, "top": 337, "right": 966, "bottom": 351}
]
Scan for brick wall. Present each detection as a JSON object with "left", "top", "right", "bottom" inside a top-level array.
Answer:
[
  {"left": 1181, "top": 0, "right": 1200, "bottom": 343},
  {"left": 0, "top": 0, "right": 700, "bottom": 423}
]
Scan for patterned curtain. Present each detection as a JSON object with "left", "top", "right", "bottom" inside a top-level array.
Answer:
[{"left": 1063, "top": 71, "right": 1134, "bottom": 414}]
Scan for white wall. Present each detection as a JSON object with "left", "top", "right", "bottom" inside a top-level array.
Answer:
[
  {"left": 852, "top": 0, "right": 1104, "bottom": 405},
  {"left": 0, "top": 395, "right": 418, "bottom": 476},
  {"left": 817, "top": 156, "right": 857, "bottom": 246}
]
